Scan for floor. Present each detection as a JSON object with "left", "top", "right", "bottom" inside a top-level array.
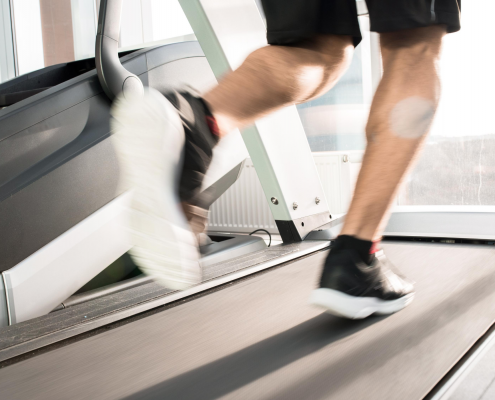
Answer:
[{"left": 447, "top": 334, "right": 495, "bottom": 400}]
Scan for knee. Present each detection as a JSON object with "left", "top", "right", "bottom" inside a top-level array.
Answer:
[
  {"left": 310, "top": 34, "right": 355, "bottom": 66},
  {"left": 307, "top": 35, "right": 355, "bottom": 85},
  {"left": 299, "top": 35, "right": 355, "bottom": 97}
]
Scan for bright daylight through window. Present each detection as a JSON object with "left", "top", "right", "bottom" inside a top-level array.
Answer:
[
  {"left": 291, "top": 1, "right": 495, "bottom": 207},
  {"left": 0, "top": 0, "right": 194, "bottom": 78},
  {"left": 398, "top": 0, "right": 495, "bottom": 206},
  {"left": 1, "top": 0, "right": 490, "bottom": 207}
]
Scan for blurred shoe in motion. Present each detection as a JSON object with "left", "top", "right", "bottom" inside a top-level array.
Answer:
[
  {"left": 111, "top": 88, "right": 219, "bottom": 290},
  {"left": 310, "top": 236, "right": 415, "bottom": 319},
  {"left": 181, "top": 201, "right": 213, "bottom": 247}
]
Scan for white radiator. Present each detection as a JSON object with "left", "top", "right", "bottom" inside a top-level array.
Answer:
[{"left": 208, "top": 152, "right": 363, "bottom": 234}]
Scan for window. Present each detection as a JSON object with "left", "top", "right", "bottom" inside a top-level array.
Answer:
[
  {"left": 119, "top": 0, "right": 194, "bottom": 51},
  {"left": 253, "top": 1, "right": 376, "bottom": 153},
  {"left": 398, "top": 0, "right": 495, "bottom": 206},
  {"left": 296, "top": 16, "right": 376, "bottom": 152},
  {"left": 10, "top": 0, "right": 97, "bottom": 74},
  {"left": 0, "top": 0, "right": 15, "bottom": 83},
  {"left": 3, "top": 0, "right": 194, "bottom": 77}
]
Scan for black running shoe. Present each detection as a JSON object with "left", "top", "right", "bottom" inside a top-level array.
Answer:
[
  {"left": 111, "top": 88, "right": 218, "bottom": 290},
  {"left": 310, "top": 240, "right": 415, "bottom": 319},
  {"left": 167, "top": 90, "right": 219, "bottom": 245},
  {"left": 164, "top": 90, "right": 220, "bottom": 203}
]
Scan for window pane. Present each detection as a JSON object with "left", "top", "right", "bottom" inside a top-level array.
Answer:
[
  {"left": 12, "top": 0, "right": 45, "bottom": 74},
  {"left": 71, "top": 0, "right": 97, "bottom": 61},
  {"left": 10, "top": 0, "right": 194, "bottom": 76},
  {"left": 119, "top": 0, "right": 194, "bottom": 50},
  {"left": 398, "top": 1, "right": 495, "bottom": 206},
  {"left": 0, "top": 0, "right": 15, "bottom": 83},
  {"left": 11, "top": 0, "right": 96, "bottom": 74},
  {"left": 296, "top": 16, "right": 374, "bottom": 152}
]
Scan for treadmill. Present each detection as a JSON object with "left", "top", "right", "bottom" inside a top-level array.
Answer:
[
  {"left": 0, "top": 1, "right": 266, "bottom": 326},
  {"left": 1, "top": 2, "right": 495, "bottom": 399}
]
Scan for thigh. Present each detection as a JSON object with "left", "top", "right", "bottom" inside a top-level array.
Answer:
[{"left": 365, "top": 0, "right": 461, "bottom": 33}]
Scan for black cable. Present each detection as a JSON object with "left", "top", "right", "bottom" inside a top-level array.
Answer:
[{"left": 249, "top": 229, "right": 271, "bottom": 247}]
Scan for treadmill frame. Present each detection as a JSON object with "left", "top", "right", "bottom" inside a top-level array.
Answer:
[
  {"left": 0, "top": 41, "right": 250, "bottom": 326},
  {"left": 180, "top": 0, "right": 332, "bottom": 243}
]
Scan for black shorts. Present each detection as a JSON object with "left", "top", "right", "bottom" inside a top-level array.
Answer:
[{"left": 261, "top": 0, "right": 461, "bottom": 47}]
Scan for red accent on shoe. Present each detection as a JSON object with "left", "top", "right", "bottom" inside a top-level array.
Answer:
[
  {"left": 206, "top": 116, "right": 220, "bottom": 137},
  {"left": 370, "top": 241, "right": 381, "bottom": 254}
]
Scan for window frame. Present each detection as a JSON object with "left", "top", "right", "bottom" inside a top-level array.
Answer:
[{"left": 0, "top": 0, "right": 16, "bottom": 81}]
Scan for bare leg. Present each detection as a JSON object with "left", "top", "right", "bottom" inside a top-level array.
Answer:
[
  {"left": 340, "top": 25, "right": 447, "bottom": 241},
  {"left": 203, "top": 34, "right": 354, "bottom": 137},
  {"left": 182, "top": 34, "right": 352, "bottom": 235}
]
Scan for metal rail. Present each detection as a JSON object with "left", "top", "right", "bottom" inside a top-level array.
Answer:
[{"left": 95, "top": 0, "right": 143, "bottom": 100}]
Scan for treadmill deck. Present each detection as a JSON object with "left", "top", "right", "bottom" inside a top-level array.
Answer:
[{"left": 1, "top": 241, "right": 495, "bottom": 399}]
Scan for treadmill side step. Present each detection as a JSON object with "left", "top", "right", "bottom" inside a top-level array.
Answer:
[
  {"left": 2, "top": 192, "right": 133, "bottom": 326},
  {"left": 54, "top": 233, "right": 266, "bottom": 310},
  {"left": 0, "top": 240, "right": 329, "bottom": 363}
]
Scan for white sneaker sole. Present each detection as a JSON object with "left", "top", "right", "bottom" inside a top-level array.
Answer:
[
  {"left": 111, "top": 88, "right": 201, "bottom": 290},
  {"left": 309, "top": 288, "right": 414, "bottom": 319}
]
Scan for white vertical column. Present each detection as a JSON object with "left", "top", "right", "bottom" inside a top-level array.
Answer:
[
  {"left": 358, "top": 16, "right": 373, "bottom": 103},
  {"left": 12, "top": 0, "right": 44, "bottom": 75},
  {"left": 0, "top": 0, "right": 16, "bottom": 82},
  {"left": 369, "top": 32, "right": 381, "bottom": 94},
  {"left": 140, "top": 0, "right": 153, "bottom": 43},
  {"left": 119, "top": 0, "right": 143, "bottom": 48},
  {"left": 180, "top": 0, "right": 331, "bottom": 241},
  {"left": 71, "top": 0, "right": 98, "bottom": 60}
]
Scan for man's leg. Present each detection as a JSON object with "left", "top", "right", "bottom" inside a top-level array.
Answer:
[
  {"left": 340, "top": 25, "right": 446, "bottom": 241},
  {"left": 112, "top": 34, "right": 354, "bottom": 289},
  {"left": 204, "top": 34, "right": 354, "bottom": 137},
  {"left": 310, "top": 25, "right": 446, "bottom": 319},
  {"left": 181, "top": 34, "right": 353, "bottom": 240}
]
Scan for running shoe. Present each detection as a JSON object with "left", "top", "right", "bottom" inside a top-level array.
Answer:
[
  {"left": 310, "top": 240, "right": 415, "bottom": 319},
  {"left": 111, "top": 88, "right": 218, "bottom": 290},
  {"left": 181, "top": 201, "right": 213, "bottom": 246}
]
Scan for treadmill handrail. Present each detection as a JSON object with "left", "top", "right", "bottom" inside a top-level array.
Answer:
[{"left": 95, "top": 0, "right": 144, "bottom": 100}]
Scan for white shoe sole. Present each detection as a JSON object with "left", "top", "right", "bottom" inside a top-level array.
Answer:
[
  {"left": 309, "top": 288, "right": 414, "bottom": 319},
  {"left": 111, "top": 88, "right": 201, "bottom": 290}
]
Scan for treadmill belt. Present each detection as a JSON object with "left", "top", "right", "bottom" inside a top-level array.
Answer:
[{"left": 1, "top": 242, "right": 495, "bottom": 399}]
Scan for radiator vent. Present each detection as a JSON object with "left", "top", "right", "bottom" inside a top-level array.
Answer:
[
  {"left": 208, "top": 160, "right": 276, "bottom": 233},
  {"left": 208, "top": 152, "right": 362, "bottom": 234}
]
